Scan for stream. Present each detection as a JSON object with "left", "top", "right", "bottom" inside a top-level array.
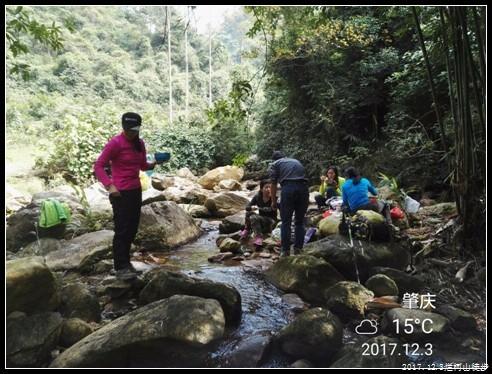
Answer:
[{"left": 134, "top": 220, "right": 485, "bottom": 368}]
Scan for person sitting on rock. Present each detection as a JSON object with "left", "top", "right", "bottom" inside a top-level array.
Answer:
[
  {"left": 315, "top": 165, "right": 346, "bottom": 210},
  {"left": 240, "top": 179, "right": 278, "bottom": 246}
]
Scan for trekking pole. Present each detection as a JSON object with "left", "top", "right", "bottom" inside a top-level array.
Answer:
[{"left": 345, "top": 212, "right": 360, "bottom": 284}]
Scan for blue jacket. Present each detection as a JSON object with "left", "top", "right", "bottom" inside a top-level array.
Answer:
[{"left": 342, "top": 177, "right": 378, "bottom": 212}]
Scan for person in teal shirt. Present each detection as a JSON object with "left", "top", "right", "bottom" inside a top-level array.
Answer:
[
  {"left": 315, "top": 166, "right": 346, "bottom": 209},
  {"left": 341, "top": 167, "right": 378, "bottom": 213}
]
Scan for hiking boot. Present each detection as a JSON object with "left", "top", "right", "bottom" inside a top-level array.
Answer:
[
  {"left": 293, "top": 247, "right": 302, "bottom": 255},
  {"left": 115, "top": 268, "right": 137, "bottom": 281},
  {"left": 280, "top": 250, "right": 290, "bottom": 257},
  {"left": 253, "top": 235, "right": 263, "bottom": 246}
]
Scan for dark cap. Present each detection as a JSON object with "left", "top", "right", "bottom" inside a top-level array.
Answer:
[
  {"left": 272, "top": 151, "right": 285, "bottom": 161},
  {"left": 122, "top": 112, "right": 142, "bottom": 131}
]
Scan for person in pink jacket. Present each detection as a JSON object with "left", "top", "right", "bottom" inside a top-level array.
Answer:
[{"left": 94, "top": 112, "right": 160, "bottom": 280}]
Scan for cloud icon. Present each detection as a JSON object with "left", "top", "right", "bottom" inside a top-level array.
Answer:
[{"left": 355, "top": 319, "right": 378, "bottom": 335}]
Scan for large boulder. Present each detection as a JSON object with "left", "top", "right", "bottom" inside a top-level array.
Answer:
[
  {"left": 7, "top": 257, "right": 60, "bottom": 314},
  {"left": 139, "top": 270, "right": 241, "bottom": 326},
  {"left": 197, "top": 166, "right": 244, "bottom": 190},
  {"left": 6, "top": 184, "right": 31, "bottom": 214},
  {"left": 266, "top": 255, "right": 345, "bottom": 304},
  {"left": 152, "top": 175, "right": 209, "bottom": 204},
  {"left": 83, "top": 183, "right": 112, "bottom": 217},
  {"left": 219, "top": 211, "right": 246, "bottom": 234},
  {"left": 303, "top": 235, "right": 411, "bottom": 282},
  {"left": 275, "top": 308, "right": 343, "bottom": 364},
  {"left": 382, "top": 308, "right": 450, "bottom": 341},
  {"left": 6, "top": 189, "right": 87, "bottom": 252},
  {"left": 136, "top": 201, "right": 202, "bottom": 251},
  {"left": 44, "top": 230, "right": 114, "bottom": 273},
  {"left": 7, "top": 312, "right": 64, "bottom": 367},
  {"left": 324, "top": 281, "right": 374, "bottom": 321},
  {"left": 50, "top": 295, "right": 225, "bottom": 368},
  {"left": 330, "top": 335, "right": 408, "bottom": 368},
  {"left": 204, "top": 192, "right": 249, "bottom": 218},
  {"left": 59, "top": 282, "right": 101, "bottom": 322},
  {"left": 368, "top": 267, "right": 425, "bottom": 296}
]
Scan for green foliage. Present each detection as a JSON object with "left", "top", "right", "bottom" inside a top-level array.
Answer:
[
  {"left": 6, "top": 6, "right": 73, "bottom": 80},
  {"left": 232, "top": 153, "right": 249, "bottom": 167},
  {"left": 147, "top": 124, "right": 215, "bottom": 172},
  {"left": 206, "top": 75, "right": 254, "bottom": 166},
  {"left": 35, "top": 109, "right": 120, "bottom": 186}
]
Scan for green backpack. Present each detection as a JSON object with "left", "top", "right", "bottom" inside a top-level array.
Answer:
[{"left": 38, "top": 199, "right": 72, "bottom": 228}]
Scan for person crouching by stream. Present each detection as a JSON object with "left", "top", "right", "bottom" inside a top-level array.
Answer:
[
  {"left": 94, "top": 112, "right": 162, "bottom": 281},
  {"left": 240, "top": 179, "right": 278, "bottom": 248}
]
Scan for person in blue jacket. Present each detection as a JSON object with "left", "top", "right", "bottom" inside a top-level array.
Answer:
[{"left": 341, "top": 167, "right": 379, "bottom": 214}]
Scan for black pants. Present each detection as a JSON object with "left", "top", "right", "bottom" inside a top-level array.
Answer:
[
  {"left": 109, "top": 188, "right": 142, "bottom": 270},
  {"left": 280, "top": 181, "right": 309, "bottom": 252}
]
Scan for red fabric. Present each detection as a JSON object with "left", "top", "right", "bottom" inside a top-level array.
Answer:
[
  {"left": 323, "top": 210, "right": 332, "bottom": 218},
  {"left": 390, "top": 206, "right": 405, "bottom": 219}
]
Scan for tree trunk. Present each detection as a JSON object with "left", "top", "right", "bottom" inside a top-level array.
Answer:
[{"left": 167, "top": 6, "right": 173, "bottom": 125}]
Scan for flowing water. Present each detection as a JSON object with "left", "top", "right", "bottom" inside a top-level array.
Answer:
[{"left": 140, "top": 220, "right": 485, "bottom": 368}]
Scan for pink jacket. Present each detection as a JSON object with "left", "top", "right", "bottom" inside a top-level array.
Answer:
[{"left": 94, "top": 133, "right": 151, "bottom": 191}]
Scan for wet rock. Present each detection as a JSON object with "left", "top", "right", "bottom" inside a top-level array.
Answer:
[
  {"left": 50, "top": 295, "right": 225, "bottom": 368},
  {"left": 365, "top": 274, "right": 399, "bottom": 297},
  {"left": 7, "top": 312, "right": 63, "bottom": 367},
  {"left": 226, "top": 332, "right": 272, "bottom": 368},
  {"left": 59, "top": 318, "right": 93, "bottom": 348},
  {"left": 324, "top": 281, "right": 374, "bottom": 322},
  {"left": 435, "top": 305, "right": 477, "bottom": 332},
  {"left": 303, "top": 235, "right": 411, "bottom": 282},
  {"left": 59, "top": 282, "right": 101, "bottom": 322},
  {"left": 136, "top": 201, "right": 202, "bottom": 251},
  {"left": 216, "top": 231, "right": 242, "bottom": 247},
  {"left": 139, "top": 270, "right": 241, "bottom": 326},
  {"left": 281, "top": 293, "right": 310, "bottom": 313},
  {"left": 330, "top": 335, "right": 408, "bottom": 367},
  {"left": 7, "top": 257, "right": 60, "bottom": 314},
  {"left": 266, "top": 255, "right": 344, "bottom": 304},
  {"left": 219, "top": 238, "right": 242, "bottom": 254},
  {"left": 382, "top": 308, "right": 450, "bottom": 341},
  {"left": 275, "top": 308, "right": 343, "bottom": 364},
  {"left": 208, "top": 252, "right": 235, "bottom": 263},
  {"left": 368, "top": 267, "right": 424, "bottom": 296}
]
